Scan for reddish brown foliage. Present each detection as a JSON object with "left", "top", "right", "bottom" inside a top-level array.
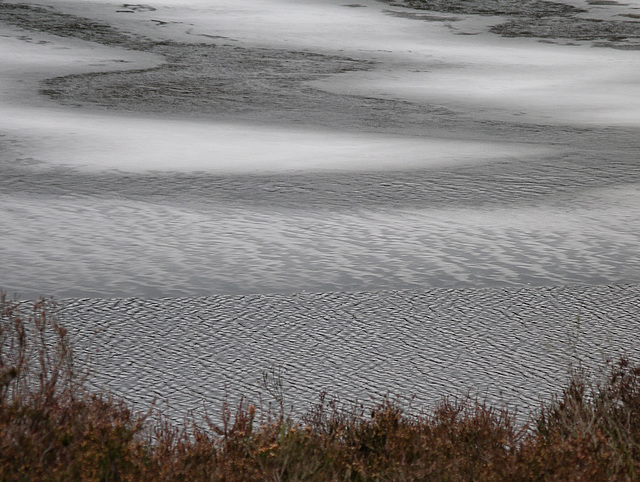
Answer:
[{"left": 1, "top": 293, "right": 639, "bottom": 480}]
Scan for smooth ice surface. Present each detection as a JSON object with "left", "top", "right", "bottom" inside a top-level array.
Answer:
[
  {"left": 315, "top": 41, "right": 640, "bottom": 126},
  {"left": 0, "top": 9, "right": 548, "bottom": 174}
]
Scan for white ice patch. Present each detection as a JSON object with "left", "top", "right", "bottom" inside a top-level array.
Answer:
[
  {"left": 0, "top": 8, "right": 552, "bottom": 174},
  {"left": 314, "top": 36, "right": 640, "bottom": 127},
  {"left": 1, "top": 106, "right": 544, "bottom": 173}
]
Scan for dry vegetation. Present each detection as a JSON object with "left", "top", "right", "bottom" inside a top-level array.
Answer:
[{"left": 2, "top": 292, "right": 640, "bottom": 480}]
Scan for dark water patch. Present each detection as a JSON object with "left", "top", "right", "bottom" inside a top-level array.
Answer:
[
  {"left": 491, "top": 17, "right": 640, "bottom": 43},
  {"left": 39, "top": 42, "right": 382, "bottom": 127},
  {"left": 392, "top": 0, "right": 640, "bottom": 47},
  {"left": 0, "top": 1, "right": 153, "bottom": 49},
  {"left": 396, "top": 0, "right": 583, "bottom": 17}
]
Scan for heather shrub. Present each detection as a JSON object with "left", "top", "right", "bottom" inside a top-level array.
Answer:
[
  {"left": 517, "top": 358, "right": 640, "bottom": 480},
  {"left": 1, "top": 291, "right": 639, "bottom": 480},
  {"left": 0, "top": 293, "right": 148, "bottom": 480}
]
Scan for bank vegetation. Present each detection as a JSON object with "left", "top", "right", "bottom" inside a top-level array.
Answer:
[{"left": 2, "top": 293, "right": 639, "bottom": 480}]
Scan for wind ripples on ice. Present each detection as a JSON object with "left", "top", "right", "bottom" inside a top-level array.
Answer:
[
  {"left": 2, "top": 188, "right": 639, "bottom": 299},
  {"left": 2, "top": 147, "right": 639, "bottom": 299}
]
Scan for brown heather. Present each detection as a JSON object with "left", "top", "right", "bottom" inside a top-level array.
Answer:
[{"left": 1, "top": 291, "right": 639, "bottom": 481}]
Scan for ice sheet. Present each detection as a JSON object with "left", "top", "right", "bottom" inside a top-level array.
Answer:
[
  {"left": 3, "top": 0, "right": 640, "bottom": 176},
  {"left": 316, "top": 37, "right": 640, "bottom": 126}
]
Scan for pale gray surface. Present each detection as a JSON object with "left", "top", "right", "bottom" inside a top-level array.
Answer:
[{"left": 52, "top": 284, "right": 640, "bottom": 424}]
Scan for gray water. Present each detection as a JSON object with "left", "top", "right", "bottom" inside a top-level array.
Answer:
[{"left": 50, "top": 284, "right": 640, "bottom": 424}]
